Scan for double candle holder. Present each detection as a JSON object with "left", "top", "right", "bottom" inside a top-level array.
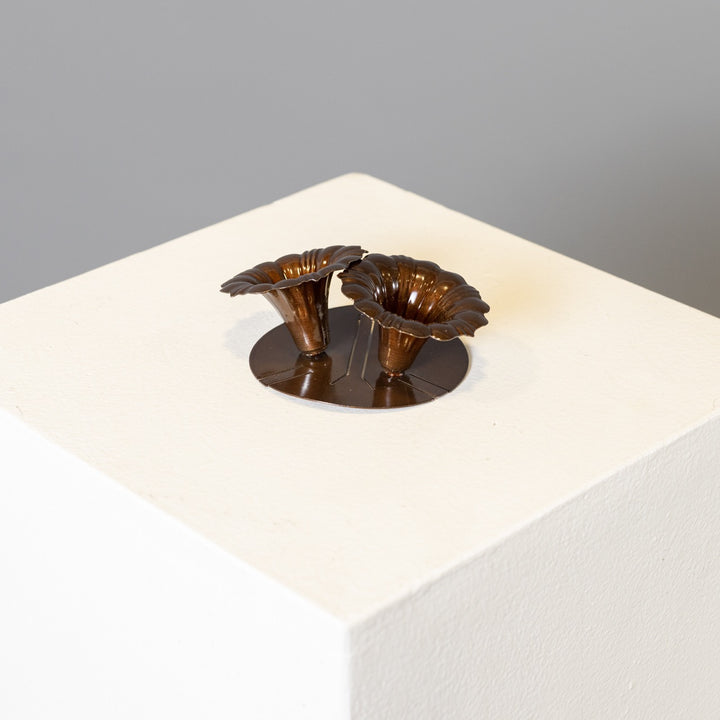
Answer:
[{"left": 221, "top": 246, "right": 490, "bottom": 409}]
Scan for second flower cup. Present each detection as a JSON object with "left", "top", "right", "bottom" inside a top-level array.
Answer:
[{"left": 339, "top": 254, "right": 490, "bottom": 376}]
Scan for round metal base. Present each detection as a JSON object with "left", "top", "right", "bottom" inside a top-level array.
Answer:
[{"left": 249, "top": 306, "right": 469, "bottom": 409}]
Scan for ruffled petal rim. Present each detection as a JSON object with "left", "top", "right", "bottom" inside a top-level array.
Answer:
[
  {"left": 339, "top": 254, "right": 490, "bottom": 340},
  {"left": 221, "top": 245, "right": 366, "bottom": 296}
]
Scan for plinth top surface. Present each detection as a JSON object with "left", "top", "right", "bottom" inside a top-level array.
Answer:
[{"left": 2, "top": 174, "right": 720, "bottom": 621}]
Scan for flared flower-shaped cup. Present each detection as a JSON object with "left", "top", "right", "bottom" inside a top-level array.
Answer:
[
  {"left": 339, "top": 254, "right": 490, "bottom": 376},
  {"left": 221, "top": 245, "right": 365, "bottom": 356}
]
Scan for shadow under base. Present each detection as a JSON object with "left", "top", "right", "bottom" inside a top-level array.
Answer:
[{"left": 248, "top": 306, "right": 469, "bottom": 409}]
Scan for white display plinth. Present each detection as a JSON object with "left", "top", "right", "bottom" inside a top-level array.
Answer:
[{"left": 2, "top": 174, "right": 719, "bottom": 719}]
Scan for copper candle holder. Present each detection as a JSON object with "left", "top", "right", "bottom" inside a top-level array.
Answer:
[
  {"left": 220, "top": 245, "right": 365, "bottom": 356},
  {"left": 338, "top": 254, "right": 490, "bottom": 376},
  {"left": 222, "top": 248, "right": 490, "bottom": 409}
]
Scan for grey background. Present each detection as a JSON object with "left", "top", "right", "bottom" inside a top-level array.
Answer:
[{"left": 2, "top": 0, "right": 719, "bottom": 315}]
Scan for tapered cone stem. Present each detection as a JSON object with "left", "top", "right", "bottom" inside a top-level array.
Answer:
[
  {"left": 265, "top": 276, "right": 331, "bottom": 356},
  {"left": 378, "top": 326, "right": 428, "bottom": 376}
]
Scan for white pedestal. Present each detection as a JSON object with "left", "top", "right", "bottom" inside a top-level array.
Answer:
[{"left": 2, "top": 174, "right": 719, "bottom": 719}]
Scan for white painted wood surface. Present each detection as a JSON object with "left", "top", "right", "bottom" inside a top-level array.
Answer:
[{"left": 2, "top": 174, "right": 719, "bottom": 718}]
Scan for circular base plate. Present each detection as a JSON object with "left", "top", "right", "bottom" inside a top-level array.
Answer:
[{"left": 249, "top": 306, "right": 469, "bottom": 409}]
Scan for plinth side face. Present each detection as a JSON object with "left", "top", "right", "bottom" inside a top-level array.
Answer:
[
  {"left": 248, "top": 306, "right": 470, "bottom": 408},
  {"left": 220, "top": 245, "right": 365, "bottom": 356},
  {"left": 339, "top": 254, "right": 489, "bottom": 376}
]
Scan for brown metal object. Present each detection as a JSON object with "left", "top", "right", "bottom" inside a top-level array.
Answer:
[
  {"left": 338, "top": 254, "right": 490, "bottom": 376},
  {"left": 249, "top": 306, "right": 469, "bottom": 408},
  {"left": 221, "top": 246, "right": 365, "bottom": 356}
]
